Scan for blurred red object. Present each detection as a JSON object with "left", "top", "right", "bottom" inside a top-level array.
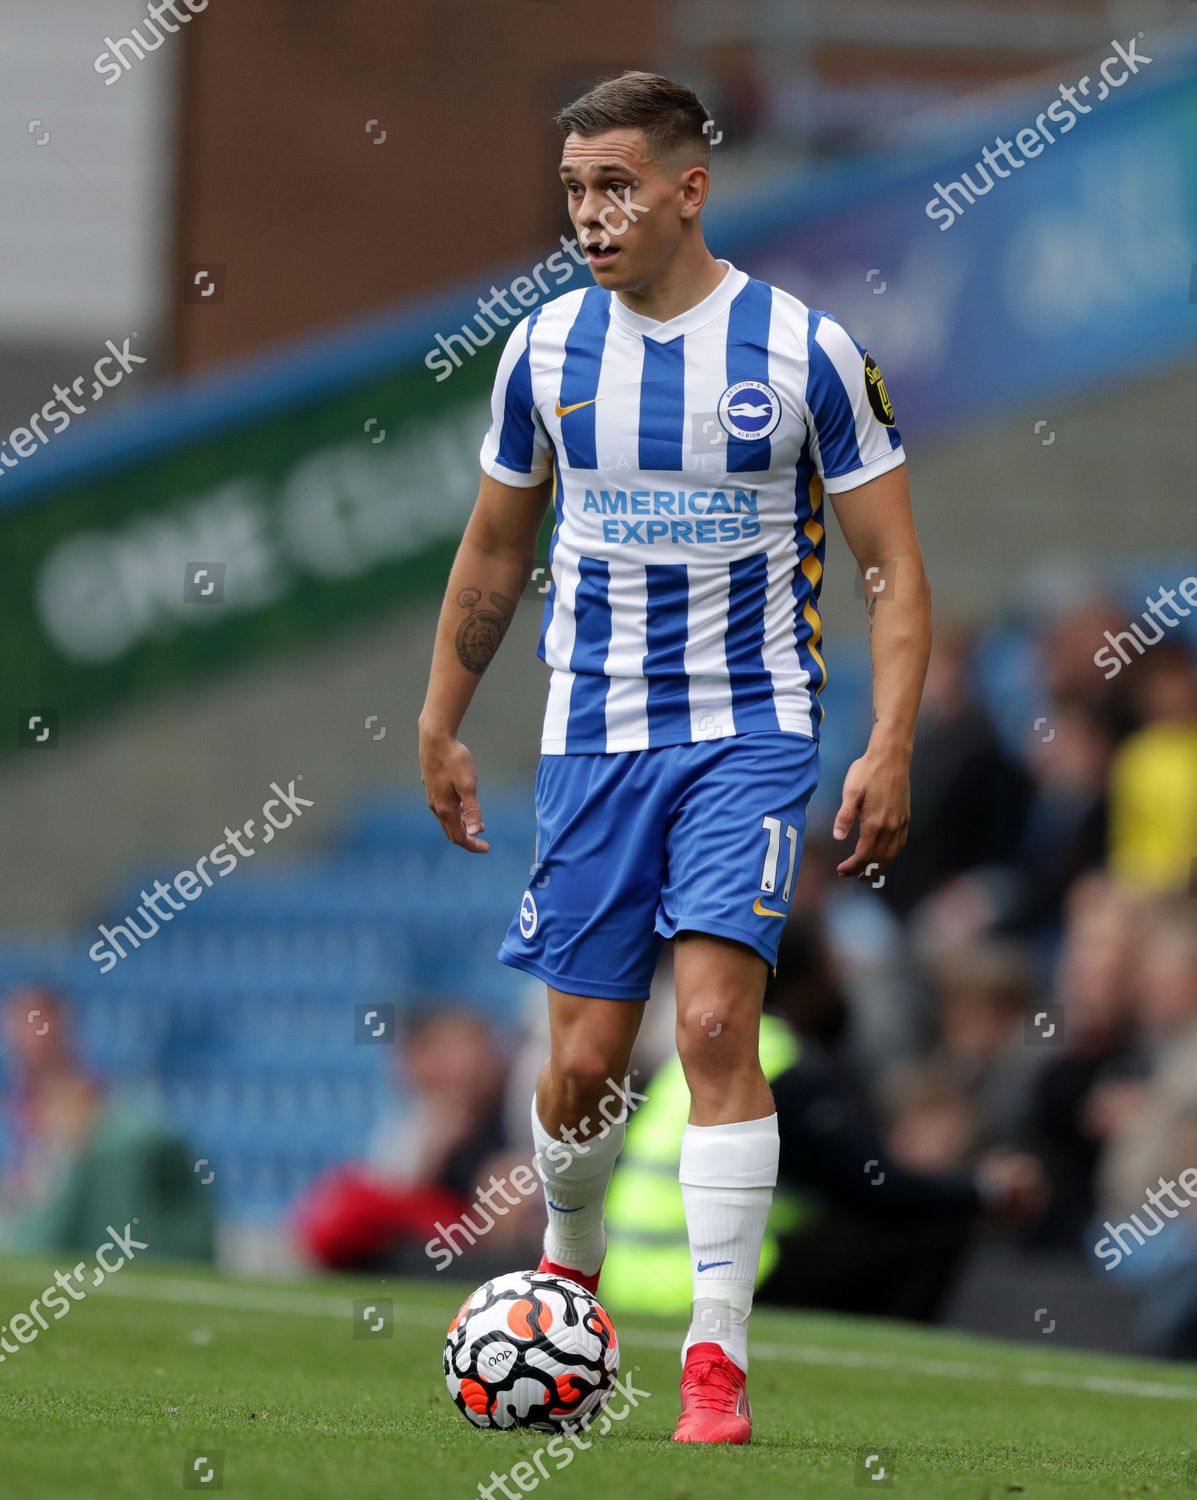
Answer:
[{"left": 293, "top": 1167, "right": 467, "bottom": 1270}]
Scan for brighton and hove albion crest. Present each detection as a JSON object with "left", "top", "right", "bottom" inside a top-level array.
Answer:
[
  {"left": 519, "top": 890, "right": 538, "bottom": 940},
  {"left": 717, "top": 380, "right": 782, "bottom": 442}
]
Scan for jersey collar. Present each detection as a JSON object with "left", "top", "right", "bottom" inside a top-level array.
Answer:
[{"left": 608, "top": 259, "right": 747, "bottom": 342}]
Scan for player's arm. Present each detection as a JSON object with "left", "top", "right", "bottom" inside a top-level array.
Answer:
[
  {"left": 418, "top": 469, "right": 551, "bottom": 853},
  {"left": 828, "top": 462, "right": 931, "bottom": 879}
]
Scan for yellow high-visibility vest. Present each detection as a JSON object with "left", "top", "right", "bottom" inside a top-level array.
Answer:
[{"left": 601, "top": 1014, "right": 809, "bottom": 1314}]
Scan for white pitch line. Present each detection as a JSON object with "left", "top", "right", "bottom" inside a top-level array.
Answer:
[{"left": 15, "top": 1271, "right": 1197, "bottom": 1404}]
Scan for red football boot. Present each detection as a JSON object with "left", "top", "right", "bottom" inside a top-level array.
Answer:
[
  {"left": 536, "top": 1253, "right": 602, "bottom": 1296},
  {"left": 672, "top": 1341, "right": 752, "bottom": 1444}
]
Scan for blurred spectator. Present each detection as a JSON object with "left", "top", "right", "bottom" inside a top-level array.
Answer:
[
  {"left": 1038, "top": 598, "right": 1139, "bottom": 742},
  {"left": 0, "top": 985, "right": 214, "bottom": 1261},
  {"left": 1108, "top": 643, "right": 1197, "bottom": 893},
  {"left": 1098, "top": 897, "right": 1197, "bottom": 1221},
  {"left": 924, "top": 942, "right": 1038, "bottom": 1148},
  {"left": 1008, "top": 704, "right": 1112, "bottom": 942},
  {"left": 797, "top": 831, "right": 928, "bottom": 1075},
  {"left": 1091, "top": 897, "right": 1197, "bottom": 1356},
  {"left": 294, "top": 1008, "right": 541, "bottom": 1272},
  {"left": 369, "top": 1009, "right": 508, "bottom": 1197},
  {"left": 757, "top": 921, "right": 1047, "bottom": 1322},
  {"left": 883, "top": 624, "right": 1033, "bottom": 919},
  {"left": 878, "top": 1062, "right": 979, "bottom": 1176},
  {"left": 1016, "top": 875, "right": 1147, "bottom": 1253}
]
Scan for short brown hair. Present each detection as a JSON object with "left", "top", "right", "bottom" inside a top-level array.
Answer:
[{"left": 554, "top": 71, "right": 712, "bottom": 169}]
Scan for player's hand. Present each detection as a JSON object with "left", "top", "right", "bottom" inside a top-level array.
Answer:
[
  {"left": 833, "top": 743, "right": 911, "bottom": 880},
  {"left": 419, "top": 730, "right": 489, "bottom": 853}
]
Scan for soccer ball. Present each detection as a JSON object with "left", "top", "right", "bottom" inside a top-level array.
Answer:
[{"left": 444, "top": 1270, "right": 619, "bottom": 1431}]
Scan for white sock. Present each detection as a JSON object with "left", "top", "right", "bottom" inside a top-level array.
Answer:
[
  {"left": 679, "top": 1113, "right": 779, "bottom": 1373},
  {"left": 530, "top": 1090, "right": 627, "bottom": 1277}
]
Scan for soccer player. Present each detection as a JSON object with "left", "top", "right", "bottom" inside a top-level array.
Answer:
[{"left": 419, "top": 70, "right": 931, "bottom": 1443}]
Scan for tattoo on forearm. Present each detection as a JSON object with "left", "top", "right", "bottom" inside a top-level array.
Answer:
[{"left": 455, "top": 588, "right": 517, "bottom": 675}]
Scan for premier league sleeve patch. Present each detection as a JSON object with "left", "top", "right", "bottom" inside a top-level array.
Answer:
[{"left": 863, "top": 354, "right": 896, "bottom": 427}]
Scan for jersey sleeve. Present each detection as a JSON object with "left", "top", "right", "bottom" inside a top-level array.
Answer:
[
  {"left": 479, "top": 314, "right": 553, "bottom": 488},
  {"left": 804, "top": 313, "right": 906, "bottom": 494}
]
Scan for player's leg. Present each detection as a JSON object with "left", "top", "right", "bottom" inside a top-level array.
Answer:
[
  {"left": 673, "top": 935, "right": 776, "bottom": 1372},
  {"left": 531, "top": 989, "right": 645, "bottom": 1284},
  {"left": 497, "top": 745, "right": 669, "bottom": 1288},
  {"left": 656, "top": 731, "right": 819, "bottom": 1441}
]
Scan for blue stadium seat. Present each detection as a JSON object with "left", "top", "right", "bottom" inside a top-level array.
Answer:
[{"left": 0, "top": 788, "right": 531, "bottom": 1224}]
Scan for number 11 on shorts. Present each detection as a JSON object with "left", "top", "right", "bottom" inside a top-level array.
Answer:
[{"left": 759, "top": 815, "right": 798, "bottom": 898}]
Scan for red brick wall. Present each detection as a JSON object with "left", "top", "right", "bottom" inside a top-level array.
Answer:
[{"left": 173, "top": 0, "right": 663, "bottom": 370}]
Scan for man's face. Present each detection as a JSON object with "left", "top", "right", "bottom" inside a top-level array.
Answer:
[{"left": 558, "top": 128, "right": 700, "bottom": 292}]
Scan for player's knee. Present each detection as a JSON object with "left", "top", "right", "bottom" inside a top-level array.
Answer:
[
  {"left": 675, "top": 995, "right": 762, "bottom": 1081},
  {"left": 549, "top": 1040, "right": 621, "bottom": 1109}
]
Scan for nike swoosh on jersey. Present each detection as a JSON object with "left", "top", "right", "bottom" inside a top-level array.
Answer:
[
  {"left": 555, "top": 397, "right": 599, "bottom": 417},
  {"left": 696, "top": 1258, "right": 734, "bottom": 1273},
  {"left": 752, "top": 897, "right": 786, "bottom": 918}
]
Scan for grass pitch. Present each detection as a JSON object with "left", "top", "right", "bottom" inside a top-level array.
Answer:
[{"left": 1, "top": 1255, "right": 1196, "bottom": 1499}]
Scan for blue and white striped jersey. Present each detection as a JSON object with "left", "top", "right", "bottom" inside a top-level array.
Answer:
[{"left": 479, "top": 260, "right": 905, "bottom": 755}]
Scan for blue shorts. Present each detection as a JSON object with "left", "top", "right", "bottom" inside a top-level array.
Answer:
[{"left": 498, "top": 732, "right": 820, "bottom": 1001}]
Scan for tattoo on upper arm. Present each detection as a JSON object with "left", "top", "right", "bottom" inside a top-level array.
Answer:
[{"left": 455, "top": 588, "right": 517, "bottom": 674}]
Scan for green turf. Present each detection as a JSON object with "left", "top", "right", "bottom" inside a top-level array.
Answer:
[{"left": 1, "top": 1255, "right": 1196, "bottom": 1499}]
